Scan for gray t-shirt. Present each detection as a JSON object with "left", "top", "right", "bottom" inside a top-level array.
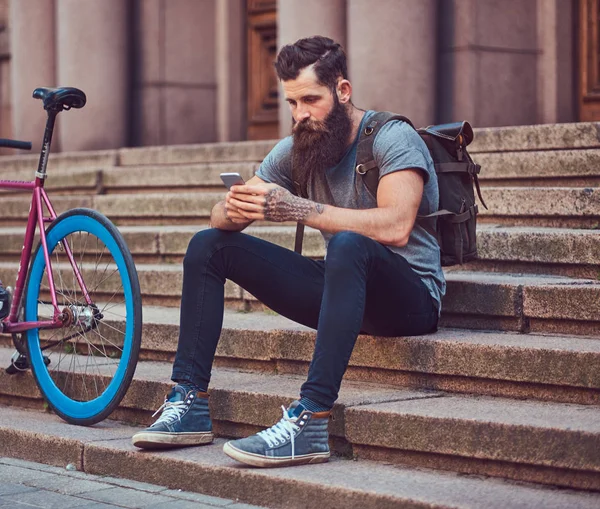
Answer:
[{"left": 256, "top": 110, "right": 446, "bottom": 312}]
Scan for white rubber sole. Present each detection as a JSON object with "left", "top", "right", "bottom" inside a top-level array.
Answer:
[
  {"left": 132, "top": 431, "right": 214, "bottom": 449},
  {"left": 223, "top": 442, "right": 330, "bottom": 468}
]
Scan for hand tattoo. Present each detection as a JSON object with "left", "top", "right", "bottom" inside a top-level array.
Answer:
[{"left": 264, "top": 188, "right": 325, "bottom": 222}]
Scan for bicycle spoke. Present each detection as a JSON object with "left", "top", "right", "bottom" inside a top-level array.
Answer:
[
  {"left": 89, "top": 329, "right": 124, "bottom": 354},
  {"left": 91, "top": 320, "right": 126, "bottom": 340},
  {"left": 100, "top": 301, "right": 127, "bottom": 315},
  {"left": 99, "top": 288, "right": 123, "bottom": 315},
  {"left": 91, "top": 264, "right": 119, "bottom": 294}
]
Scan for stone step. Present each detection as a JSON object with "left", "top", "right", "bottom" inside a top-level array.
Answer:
[
  {"left": 2, "top": 224, "right": 599, "bottom": 278},
  {"left": 5, "top": 151, "right": 600, "bottom": 202},
  {"left": 477, "top": 148, "right": 600, "bottom": 187},
  {"left": 345, "top": 393, "right": 600, "bottom": 490},
  {"left": 1, "top": 186, "right": 598, "bottom": 228},
  {"left": 478, "top": 186, "right": 600, "bottom": 228},
  {"left": 3, "top": 304, "right": 600, "bottom": 406},
  {"left": 469, "top": 122, "right": 600, "bottom": 153},
  {"left": 0, "top": 149, "right": 118, "bottom": 174},
  {"left": 0, "top": 168, "right": 101, "bottom": 195},
  {"left": 2, "top": 407, "right": 598, "bottom": 509},
  {"left": 0, "top": 161, "right": 260, "bottom": 196},
  {"left": 0, "top": 192, "right": 229, "bottom": 226},
  {"left": 13, "top": 305, "right": 595, "bottom": 406},
  {"left": 6, "top": 147, "right": 600, "bottom": 199},
  {"left": 0, "top": 140, "right": 275, "bottom": 173},
  {"left": 118, "top": 140, "right": 276, "bottom": 166},
  {"left": 1, "top": 122, "right": 597, "bottom": 173},
  {"left": 466, "top": 225, "right": 600, "bottom": 279},
  {"left": 439, "top": 271, "right": 600, "bottom": 335},
  {"left": 149, "top": 309, "right": 600, "bottom": 406},
  {"left": 0, "top": 192, "right": 220, "bottom": 226},
  {"left": 0, "top": 225, "right": 326, "bottom": 262},
  {"left": 0, "top": 261, "right": 597, "bottom": 334},
  {"left": 101, "top": 162, "right": 258, "bottom": 193},
  {"left": 2, "top": 353, "right": 600, "bottom": 492}
]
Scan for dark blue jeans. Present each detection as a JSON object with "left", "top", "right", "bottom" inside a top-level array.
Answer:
[{"left": 171, "top": 229, "right": 438, "bottom": 409}]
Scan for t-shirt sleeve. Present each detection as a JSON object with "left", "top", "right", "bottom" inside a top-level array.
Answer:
[
  {"left": 372, "top": 120, "right": 432, "bottom": 184},
  {"left": 255, "top": 136, "right": 296, "bottom": 193}
]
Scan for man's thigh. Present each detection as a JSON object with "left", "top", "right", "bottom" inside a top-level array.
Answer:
[
  {"left": 360, "top": 245, "right": 438, "bottom": 337},
  {"left": 214, "top": 231, "right": 325, "bottom": 329}
]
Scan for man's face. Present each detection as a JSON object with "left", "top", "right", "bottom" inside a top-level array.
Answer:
[
  {"left": 283, "top": 65, "right": 354, "bottom": 195},
  {"left": 282, "top": 66, "right": 335, "bottom": 129}
]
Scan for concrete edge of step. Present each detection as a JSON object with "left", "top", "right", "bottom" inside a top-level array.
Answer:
[{"left": 1, "top": 405, "right": 600, "bottom": 509}]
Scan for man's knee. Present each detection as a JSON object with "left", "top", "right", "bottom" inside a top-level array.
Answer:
[
  {"left": 326, "top": 231, "right": 373, "bottom": 268},
  {"left": 184, "top": 228, "right": 235, "bottom": 267},
  {"left": 328, "top": 231, "right": 372, "bottom": 253}
]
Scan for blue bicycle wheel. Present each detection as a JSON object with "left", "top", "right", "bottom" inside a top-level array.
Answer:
[{"left": 25, "top": 208, "right": 142, "bottom": 425}]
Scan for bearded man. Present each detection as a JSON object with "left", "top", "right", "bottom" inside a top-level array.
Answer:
[{"left": 132, "top": 36, "right": 445, "bottom": 468}]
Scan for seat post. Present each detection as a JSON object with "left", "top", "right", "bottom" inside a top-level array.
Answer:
[{"left": 36, "top": 109, "right": 59, "bottom": 182}]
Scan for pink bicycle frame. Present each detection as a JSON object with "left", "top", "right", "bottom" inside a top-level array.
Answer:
[{"left": 1, "top": 132, "right": 93, "bottom": 334}]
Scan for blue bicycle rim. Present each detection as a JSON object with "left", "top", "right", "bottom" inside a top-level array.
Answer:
[{"left": 26, "top": 214, "right": 134, "bottom": 420}]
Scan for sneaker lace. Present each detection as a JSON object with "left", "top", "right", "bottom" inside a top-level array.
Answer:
[
  {"left": 151, "top": 399, "right": 187, "bottom": 426},
  {"left": 258, "top": 406, "right": 301, "bottom": 459}
]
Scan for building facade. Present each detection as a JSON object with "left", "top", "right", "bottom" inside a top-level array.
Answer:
[{"left": 0, "top": 0, "right": 596, "bottom": 153}]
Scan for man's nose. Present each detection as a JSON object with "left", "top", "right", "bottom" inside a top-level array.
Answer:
[{"left": 295, "top": 106, "right": 310, "bottom": 122}]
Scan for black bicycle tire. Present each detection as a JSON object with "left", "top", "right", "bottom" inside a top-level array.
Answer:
[{"left": 25, "top": 207, "right": 142, "bottom": 425}]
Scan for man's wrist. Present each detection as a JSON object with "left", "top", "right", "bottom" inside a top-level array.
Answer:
[
  {"left": 303, "top": 201, "right": 326, "bottom": 226},
  {"left": 264, "top": 188, "right": 326, "bottom": 223}
]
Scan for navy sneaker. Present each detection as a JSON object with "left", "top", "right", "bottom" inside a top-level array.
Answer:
[
  {"left": 132, "top": 385, "right": 213, "bottom": 449},
  {"left": 223, "top": 401, "right": 330, "bottom": 467}
]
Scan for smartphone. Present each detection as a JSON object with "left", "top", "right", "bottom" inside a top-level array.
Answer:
[{"left": 220, "top": 172, "right": 245, "bottom": 189}]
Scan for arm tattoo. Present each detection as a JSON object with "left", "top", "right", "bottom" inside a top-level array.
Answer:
[{"left": 264, "top": 188, "right": 325, "bottom": 222}]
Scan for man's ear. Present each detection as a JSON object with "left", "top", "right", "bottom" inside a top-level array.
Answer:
[{"left": 337, "top": 79, "right": 352, "bottom": 104}]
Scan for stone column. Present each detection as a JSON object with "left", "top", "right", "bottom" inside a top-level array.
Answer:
[
  {"left": 536, "top": 0, "right": 575, "bottom": 124},
  {"left": 9, "top": 0, "right": 57, "bottom": 152},
  {"left": 439, "top": 0, "right": 538, "bottom": 127},
  {"left": 216, "top": 0, "right": 245, "bottom": 142},
  {"left": 56, "top": 0, "right": 129, "bottom": 151},
  {"left": 348, "top": 0, "right": 437, "bottom": 127},
  {"left": 277, "top": 0, "right": 346, "bottom": 137}
]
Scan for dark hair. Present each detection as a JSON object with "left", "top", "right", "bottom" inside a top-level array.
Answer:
[{"left": 274, "top": 36, "right": 348, "bottom": 92}]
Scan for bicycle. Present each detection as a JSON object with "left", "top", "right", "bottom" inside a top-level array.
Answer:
[{"left": 0, "top": 87, "right": 142, "bottom": 425}]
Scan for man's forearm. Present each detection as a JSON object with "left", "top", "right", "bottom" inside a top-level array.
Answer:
[
  {"left": 261, "top": 188, "right": 410, "bottom": 247},
  {"left": 211, "top": 193, "right": 403, "bottom": 245},
  {"left": 306, "top": 204, "right": 412, "bottom": 247},
  {"left": 210, "top": 200, "right": 252, "bottom": 231}
]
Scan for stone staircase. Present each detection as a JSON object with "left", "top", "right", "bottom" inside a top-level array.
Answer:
[{"left": 1, "top": 123, "right": 600, "bottom": 507}]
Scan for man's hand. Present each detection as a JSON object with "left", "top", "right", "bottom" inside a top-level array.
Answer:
[
  {"left": 227, "top": 183, "right": 324, "bottom": 223},
  {"left": 223, "top": 196, "right": 250, "bottom": 224}
]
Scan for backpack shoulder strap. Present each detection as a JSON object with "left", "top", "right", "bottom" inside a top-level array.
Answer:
[{"left": 356, "top": 112, "right": 415, "bottom": 197}]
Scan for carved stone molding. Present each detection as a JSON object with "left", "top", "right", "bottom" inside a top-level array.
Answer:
[{"left": 247, "top": 4, "right": 278, "bottom": 139}]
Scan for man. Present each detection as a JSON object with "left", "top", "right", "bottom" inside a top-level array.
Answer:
[{"left": 132, "top": 36, "right": 445, "bottom": 468}]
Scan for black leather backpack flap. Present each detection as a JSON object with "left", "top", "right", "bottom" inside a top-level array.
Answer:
[{"left": 419, "top": 121, "right": 474, "bottom": 146}]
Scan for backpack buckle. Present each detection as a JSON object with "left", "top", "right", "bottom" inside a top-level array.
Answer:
[
  {"left": 355, "top": 160, "right": 378, "bottom": 175},
  {"left": 364, "top": 120, "right": 378, "bottom": 136}
]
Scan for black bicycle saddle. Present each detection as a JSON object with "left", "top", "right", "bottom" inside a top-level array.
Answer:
[{"left": 33, "top": 87, "right": 87, "bottom": 111}]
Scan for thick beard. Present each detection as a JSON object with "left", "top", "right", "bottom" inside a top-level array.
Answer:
[{"left": 291, "top": 96, "right": 353, "bottom": 197}]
